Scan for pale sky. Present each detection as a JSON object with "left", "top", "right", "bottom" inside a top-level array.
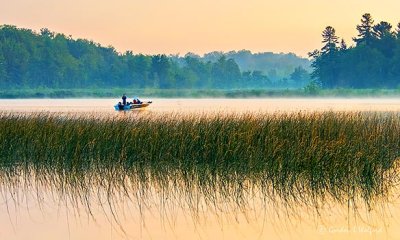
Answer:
[{"left": 1, "top": 0, "right": 399, "bottom": 57}]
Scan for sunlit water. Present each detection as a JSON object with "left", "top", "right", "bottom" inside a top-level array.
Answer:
[
  {"left": 1, "top": 173, "right": 398, "bottom": 240},
  {"left": 2, "top": 98, "right": 400, "bottom": 114},
  {"left": 1, "top": 98, "right": 400, "bottom": 239}
]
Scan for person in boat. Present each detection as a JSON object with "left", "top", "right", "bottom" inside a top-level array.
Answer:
[
  {"left": 122, "top": 94, "right": 127, "bottom": 105},
  {"left": 133, "top": 96, "right": 142, "bottom": 104},
  {"left": 117, "top": 102, "right": 124, "bottom": 110}
]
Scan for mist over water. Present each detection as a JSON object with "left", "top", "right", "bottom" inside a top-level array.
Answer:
[{"left": 2, "top": 98, "right": 400, "bottom": 114}]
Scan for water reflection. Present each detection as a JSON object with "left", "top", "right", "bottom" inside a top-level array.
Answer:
[
  {"left": 2, "top": 105, "right": 400, "bottom": 239},
  {"left": 0, "top": 159, "right": 399, "bottom": 239}
]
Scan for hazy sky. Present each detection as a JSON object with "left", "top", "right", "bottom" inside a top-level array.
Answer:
[{"left": 1, "top": 0, "right": 399, "bottom": 57}]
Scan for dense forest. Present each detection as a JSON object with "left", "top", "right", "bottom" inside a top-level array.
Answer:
[
  {"left": 0, "top": 25, "right": 310, "bottom": 90},
  {"left": 171, "top": 50, "right": 310, "bottom": 81},
  {"left": 310, "top": 13, "right": 400, "bottom": 88}
]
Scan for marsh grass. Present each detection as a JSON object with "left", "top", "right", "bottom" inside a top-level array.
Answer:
[{"left": 0, "top": 111, "right": 399, "bottom": 220}]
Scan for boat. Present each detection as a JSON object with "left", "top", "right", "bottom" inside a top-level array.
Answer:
[{"left": 114, "top": 101, "right": 152, "bottom": 110}]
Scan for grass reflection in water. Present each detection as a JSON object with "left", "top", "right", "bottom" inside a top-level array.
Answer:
[{"left": 0, "top": 111, "right": 399, "bottom": 228}]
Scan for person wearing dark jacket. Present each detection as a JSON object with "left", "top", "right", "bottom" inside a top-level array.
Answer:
[
  {"left": 118, "top": 102, "right": 124, "bottom": 110},
  {"left": 122, "top": 94, "right": 127, "bottom": 105}
]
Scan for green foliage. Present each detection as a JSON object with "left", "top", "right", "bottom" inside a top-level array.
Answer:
[
  {"left": 3, "top": 87, "right": 400, "bottom": 98},
  {"left": 304, "top": 80, "right": 321, "bottom": 95},
  {"left": 0, "top": 25, "right": 310, "bottom": 91},
  {"left": 290, "top": 66, "right": 310, "bottom": 87},
  {"left": 310, "top": 13, "right": 400, "bottom": 89},
  {"left": 199, "top": 50, "right": 311, "bottom": 79},
  {"left": 321, "top": 26, "right": 339, "bottom": 54},
  {"left": 353, "top": 13, "right": 376, "bottom": 46}
]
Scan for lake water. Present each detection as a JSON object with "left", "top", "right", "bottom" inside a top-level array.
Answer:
[
  {"left": 1, "top": 98, "right": 400, "bottom": 240},
  {"left": 1, "top": 172, "right": 397, "bottom": 240},
  {"left": 2, "top": 98, "right": 400, "bottom": 114}
]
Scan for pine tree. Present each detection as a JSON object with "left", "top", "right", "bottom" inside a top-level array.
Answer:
[
  {"left": 321, "top": 26, "right": 339, "bottom": 54},
  {"left": 396, "top": 23, "right": 400, "bottom": 39},
  {"left": 340, "top": 39, "right": 347, "bottom": 50},
  {"left": 353, "top": 13, "right": 376, "bottom": 46},
  {"left": 373, "top": 21, "right": 393, "bottom": 39}
]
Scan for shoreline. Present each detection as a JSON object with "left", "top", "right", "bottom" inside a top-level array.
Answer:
[{"left": 3, "top": 88, "right": 400, "bottom": 99}]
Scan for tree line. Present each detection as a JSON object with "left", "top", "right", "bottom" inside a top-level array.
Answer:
[
  {"left": 310, "top": 13, "right": 400, "bottom": 88},
  {"left": 0, "top": 25, "right": 310, "bottom": 90}
]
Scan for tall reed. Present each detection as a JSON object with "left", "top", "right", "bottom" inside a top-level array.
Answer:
[{"left": 0, "top": 111, "right": 399, "bottom": 212}]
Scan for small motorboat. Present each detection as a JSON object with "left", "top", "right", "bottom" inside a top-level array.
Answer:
[{"left": 114, "top": 101, "right": 152, "bottom": 111}]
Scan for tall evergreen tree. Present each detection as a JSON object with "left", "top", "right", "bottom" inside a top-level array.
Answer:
[
  {"left": 321, "top": 26, "right": 339, "bottom": 54},
  {"left": 353, "top": 13, "right": 376, "bottom": 46},
  {"left": 339, "top": 39, "right": 347, "bottom": 51},
  {"left": 307, "top": 49, "right": 321, "bottom": 81},
  {"left": 373, "top": 21, "right": 396, "bottom": 58},
  {"left": 319, "top": 26, "right": 339, "bottom": 88},
  {"left": 373, "top": 21, "right": 393, "bottom": 39},
  {"left": 396, "top": 23, "right": 400, "bottom": 38},
  {"left": 310, "top": 13, "right": 400, "bottom": 89}
]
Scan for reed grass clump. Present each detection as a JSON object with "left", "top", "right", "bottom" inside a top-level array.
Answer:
[{"left": 0, "top": 111, "right": 399, "bottom": 210}]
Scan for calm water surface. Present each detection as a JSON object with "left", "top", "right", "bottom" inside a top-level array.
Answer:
[
  {"left": 1, "top": 98, "right": 400, "bottom": 239},
  {"left": 2, "top": 98, "right": 400, "bottom": 113}
]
